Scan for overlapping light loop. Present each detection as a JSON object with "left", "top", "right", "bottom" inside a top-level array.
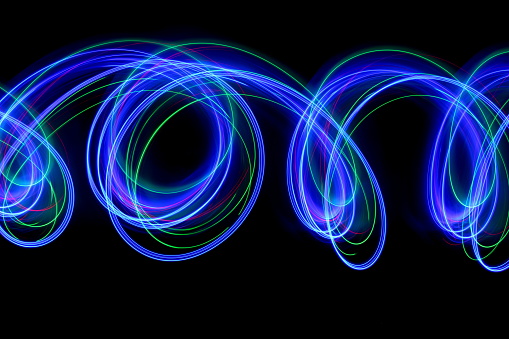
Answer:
[{"left": 2, "top": 41, "right": 509, "bottom": 271}]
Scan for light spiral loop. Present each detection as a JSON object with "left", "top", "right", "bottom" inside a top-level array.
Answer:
[{"left": 2, "top": 41, "right": 509, "bottom": 271}]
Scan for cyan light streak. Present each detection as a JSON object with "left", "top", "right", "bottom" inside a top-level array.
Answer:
[{"left": 2, "top": 41, "right": 509, "bottom": 271}]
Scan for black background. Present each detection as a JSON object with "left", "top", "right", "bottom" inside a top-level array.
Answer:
[{"left": 2, "top": 5, "right": 508, "bottom": 330}]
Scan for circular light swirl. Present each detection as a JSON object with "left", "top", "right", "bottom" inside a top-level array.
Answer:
[
  {"left": 0, "top": 107, "right": 74, "bottom": 247},
  {"left": 86, "top": 53, "right": 266, "bottom": 260},
  {"left": 429, "top": 50, "right": 509, "bottom": 271},
  {"left": 287, "top": 49, "right": 464, "bottom": 269},
  {"left": 0, "top": 67, "right": 78, "bottom": 247}
]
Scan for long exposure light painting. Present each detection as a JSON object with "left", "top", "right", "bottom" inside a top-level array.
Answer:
[{"left": 2, "top": 40, "right": 509, "bottom": 272}]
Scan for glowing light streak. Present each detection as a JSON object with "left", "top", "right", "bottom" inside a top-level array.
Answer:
[{"left": 2, "top": 41, "right": 509, "bottom": 271}]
